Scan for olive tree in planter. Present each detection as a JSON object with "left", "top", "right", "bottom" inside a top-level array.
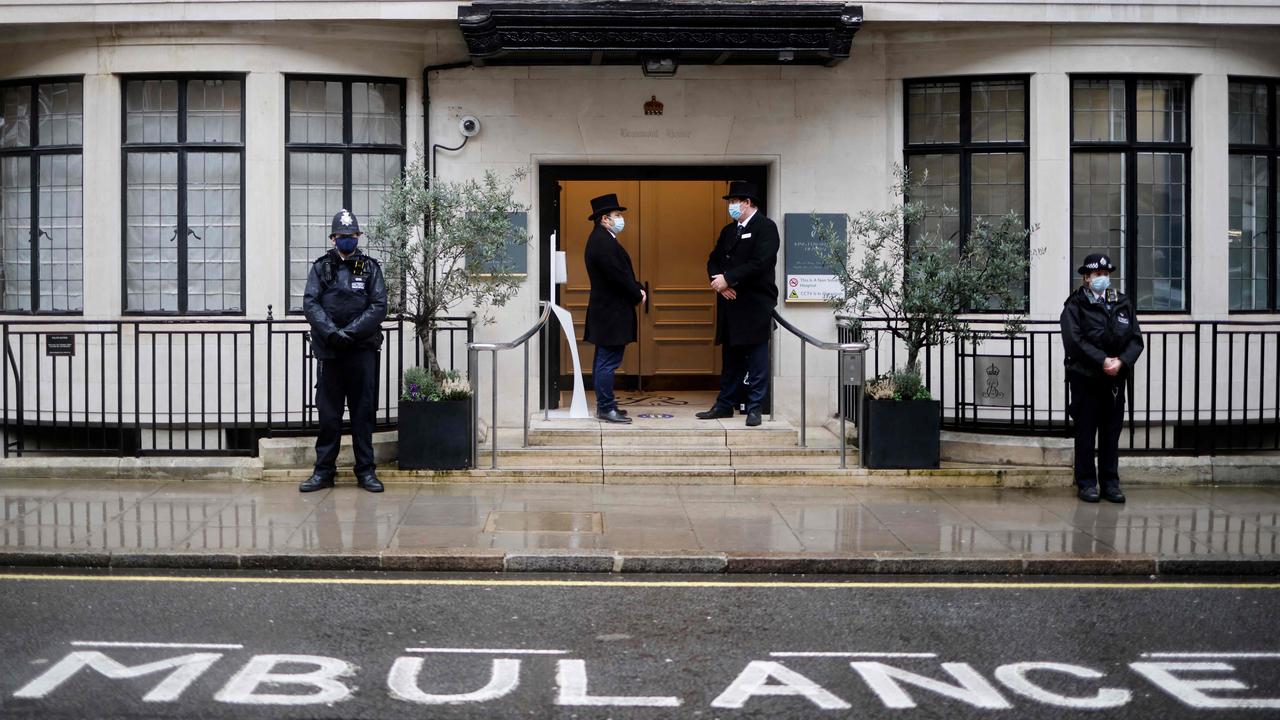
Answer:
[
  {"left": 369, "top": 157, "right": 529, "bottom": 470},
  {"left": 814, "top": 167, "right": 1039, "bottom": 469}
]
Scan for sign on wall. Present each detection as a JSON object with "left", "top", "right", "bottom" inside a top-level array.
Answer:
[
  {"left": 973, "top": 354, "right": 1013, "bottom": 408},
  {"left": 783, "top": 213, "right": 844, "bottom": 303},
  {"left": 468, "top": 212, "right": 528, "bottom": 275},
  {"left": 45, "top": 334, "right": 75, "bottom": 357}
]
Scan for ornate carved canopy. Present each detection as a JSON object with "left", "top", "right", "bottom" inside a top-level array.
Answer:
[{"left": 457, "top": 1, "right": 863, "bottom": 68}]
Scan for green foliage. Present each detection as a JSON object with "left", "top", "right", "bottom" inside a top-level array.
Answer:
[
  {"left": 401, "top": 366, "right": 471, "bottom": 402},
  {"left": 813, "top": 166, "right": 1042, "bottom": 377},
  {"left": 369, "top": 153, "right": 530, "bottom": 372},
  {"left": 864, "top": 368, "right": 932, "bottom": 402}
]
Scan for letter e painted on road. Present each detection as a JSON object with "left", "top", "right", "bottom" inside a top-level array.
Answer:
[
  {"left": 389, "top": 657, "right": 520, "bottom": 705},
  {"left": 711, "top": 661, "right": 850, "bottom": 710},
  {"left": 13, "top": 651, "right": 221, "bottom": 702},
  {"left": 1131, "top": 662, "right": 1280, "bottom": 709},
  {"left": 214, "top": 654, "right": 354, "bottom": 706},
  {"left": 850, "top": 662, "right": 1011, "bottom": 709},
  {"left": 555, "top": 659, "right": 680, "bottom": 707},
  {"left": 995, "top": 662, "right": 1131, "bottom": 709}
]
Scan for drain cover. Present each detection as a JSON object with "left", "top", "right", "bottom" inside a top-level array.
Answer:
[{"left": 635, "top": 413, "right": 674, "bottom": 419}]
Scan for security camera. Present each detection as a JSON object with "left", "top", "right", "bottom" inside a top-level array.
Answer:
[{"left": 459, "top": 115, "right": 481, "bottom": 138}]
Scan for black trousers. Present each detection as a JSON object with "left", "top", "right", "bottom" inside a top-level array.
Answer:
[
  {"left": 314, "top": 350, "right": 379, "bottom": 478},
  {"left": 713, "top": 342, "right": 770, "bottom": 413},
  {"left": 1068, "top": 375, "right": 1126, "bottom": 490}
]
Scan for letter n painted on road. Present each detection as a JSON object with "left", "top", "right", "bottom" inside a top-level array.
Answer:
[
  {"left": 214, "top": 654, "right": 354, "bottom": 706},
  {"left": 711, "top": 661, "right": 850, "bottom": 710},
  {"left": 13, "top": 651, "right": 221, "bottom": 702},
  {"left": 850, "top": 662, "right": 1011, "bottom": 709},
  {"left": 389, "top": 657, "right": 520, "bottom": 705},
  {"left": 555, "top": 659, "right": 680, "bottom": 707}
]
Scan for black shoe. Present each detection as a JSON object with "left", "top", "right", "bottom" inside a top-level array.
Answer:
[
  {"left": 1101, "top": 486, "right": 1126, "bottom": 504},
  {"left": 616, "top": 408, "right": 629, "bottom": 416},
  {"left": 299, "top": 473, "right": 334, "bottom": 493},
  {"left": 745, "top": 409, "right": 762, "bottom": 427},
  {"left": 356, "top": 472, "right": 384, "bottom": 493},
  {"left": 695, "top": 406, "right": 734, "bottom": 420},
  {"left": 597, "top": 409, "right": 632, "bottom": 424},
  {"left": 1077, "top": 486, "right": 1100, "bottom": 503}
]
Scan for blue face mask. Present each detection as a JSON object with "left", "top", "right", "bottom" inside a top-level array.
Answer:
[
  {"left": 335, "top": 235, "right": 359, "bottom": 254},
  {"left": 1090, "top": 275, "right": 1111, "bottom": 294},
  {"left": 728, "top": 202, "right": 743, "bottom": 221},
  {"left": 608, "top": 216, "right": 625, "bottom": 234}
]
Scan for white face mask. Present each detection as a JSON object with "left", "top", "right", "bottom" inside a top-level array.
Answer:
[
  {"left": 728, "top": 202, "right": 743, "bottom": 221},
  {"left": 609, "top": 216, "right": 625, "bottom": 234}
]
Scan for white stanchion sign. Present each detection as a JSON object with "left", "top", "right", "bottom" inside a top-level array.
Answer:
[{"left": 546, "top": 231, "right": 591, "bottom": 419}]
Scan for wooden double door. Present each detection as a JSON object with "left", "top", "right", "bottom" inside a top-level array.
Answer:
[{"left": 558, "top": 180, "right": 731, "bottom": 390}]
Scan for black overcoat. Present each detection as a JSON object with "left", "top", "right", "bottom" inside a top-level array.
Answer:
[
  {"left": 583, "top": 225, "right": 644, "bottom": 347},
  {"left": 706, "top": 212, "right": 779, "bottom": 346},
  {"left": 1059, "top": 286, "right": 1144, "bottom": 382}
]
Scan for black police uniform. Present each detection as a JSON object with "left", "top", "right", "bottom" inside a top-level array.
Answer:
[
  {"left": 1059, "top": 255, "right": 1144, "bottom": 502},
  {"left": 301, "top": 210, "right": 388, "bottom": 492}
]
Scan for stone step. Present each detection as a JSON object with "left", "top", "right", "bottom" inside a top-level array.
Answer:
[{"left": 528, "top": 419, "right": 800, "bottom": 448}]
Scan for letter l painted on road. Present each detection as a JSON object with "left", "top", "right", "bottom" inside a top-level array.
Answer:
[{"left": 555, "top": 659, "right": 680, "bottom": 707}]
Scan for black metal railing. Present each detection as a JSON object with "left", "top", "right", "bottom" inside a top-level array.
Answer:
[
  {"left": 839, "top": 317, "right": 1280, "bottom": 455},
  {"left": 1, "top": 312, "right": 473, "bottom": 458}
]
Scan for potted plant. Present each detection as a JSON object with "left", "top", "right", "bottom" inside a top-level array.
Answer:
[
  {"left": 369, "top": 155, "right": 529, "bottom": 470},
  {"left": 814, "top": 166, "right": 1039, "bottom": 469}
]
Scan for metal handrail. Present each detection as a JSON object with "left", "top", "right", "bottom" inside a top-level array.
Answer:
[
  {"left": 770, "top": 309, "right": 868, "bottom": 468},
  {"left": 467, "top": 301, "right": 553, "bottom": 468}
]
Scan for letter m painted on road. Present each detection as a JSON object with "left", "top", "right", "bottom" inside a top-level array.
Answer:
[{"left": 13, "top": 651, "right": 221, "bottom": 702}]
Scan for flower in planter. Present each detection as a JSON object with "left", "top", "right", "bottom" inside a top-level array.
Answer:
[
  {"left": 866, "top": 368, "right": 931, "bottom": 402},
  {"left": 401, "top": 366, "right": 471, "bottom": 402}
]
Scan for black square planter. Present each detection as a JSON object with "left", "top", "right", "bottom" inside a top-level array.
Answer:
[
  {"left": 862, "top": 397, "right": 941, "bottom": 469},
  {"left": 398, "top": 399, "right": 472, "bottom": 470}
]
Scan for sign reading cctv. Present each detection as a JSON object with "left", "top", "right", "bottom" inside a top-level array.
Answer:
[{"left": 10, "top": 642, "right": 1280, "bottom": 711}]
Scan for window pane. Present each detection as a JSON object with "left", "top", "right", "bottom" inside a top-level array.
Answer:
[
  {"left": 907, "top": 82, "right": 960, "bottom": 145},
  {"left": 187, "top": 78, "right": 242, "bottom": 144},
  {"left": 37, "top": 81, "right": 83, "bottom": 147},
  {"left": 1228, "top": 81, "right": 1269, "bottom": 146},
  {"left": 906, "top": 153, "right": 961, "bottom": 250},
  {"left": 970, "top": 80, "right": 1025, "bottom": 143},
  {"left": 1135, "top": 152, "right": 1187, "bottom": 311},
  {"left": 186, "top": 152, "right": 242, "bottom": 312},
  {"left": 1136, "top": 79, "right": 1187, "bottom": 144},
  {"left": 351, "top": 153, "right": 400, "bottom": 243},
  {"left": 125, "top": 152, "right": 179, "bottom": 312},
  {"left": 1228, "top": 155, "right": 1270, "bottom": 311},
  {"left": 1072, "top": 79, "right": 1126, "bottom": 142},
  {"left": 125, "top": 79, "right": 179, "bottom": 144},
  {"left": 37, "top": 154, "right": 83, "bottom": 312},
  {"left": 1, "top": 84, "right": 32, "bottom": 148},
  {"left": 351, "top": 82, "right": 402, "bottom": 144},
  {"left": 1071, "top": 152, "right": 1127, "bottom": 292},
  {"left": 288, "top": 80, "right": 343, "bottom": 144},
  {"left": 1, "top": 156, "right": 32, "bottom": 311},
  {"left": 288, "top": 151, "right": 343, "bottom": 310},
  {"left": 971, "top": 152, "right": 1026, "bottom": 226}
]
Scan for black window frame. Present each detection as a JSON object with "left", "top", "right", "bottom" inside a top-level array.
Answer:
[
  {"left": 119, "top": 72, "right": 248, "bottom": 316},
  {"left": 902, "top": 74, "right": 1033, "bottom": 313},
  {"left": 1227, "top": 75, "right": 1278, "bottom": 314},
  {"left": 284, "top": 74, "right": 406, "bottom": 314},
  {"left": 1069, "top": 73, "right": 1194, "bottom": 314},
  {"left": 0, "top": 74, "right": 85, "bottom": 315}
]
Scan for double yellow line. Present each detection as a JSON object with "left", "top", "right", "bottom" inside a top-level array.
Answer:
[{"left": 1, "top": 573, "right": 1277, "bottom": 590}]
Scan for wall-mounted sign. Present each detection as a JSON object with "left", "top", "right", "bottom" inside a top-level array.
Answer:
[
  {"left": 468, "top": 211, "right": 528, "bottom": 275},
  {"left": 783, "top": 213, "right": 845, "bottom": 303},
  {"left": 974, "top": 355, "right": 1013, "bottom": 408},
  {"left": 45, "top": 334, "right": 75, "bottom": 357}
]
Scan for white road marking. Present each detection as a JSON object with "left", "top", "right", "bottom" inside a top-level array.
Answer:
[
  {"left": 1139, "top": 652, "right": 1280, "bottom": 658},
  {"left": 850, "top": 661, "right": 1012, "bottom": 709},
  {"left": 995, "top": 662, "right": 1131, "bottom": 709},
  {"left": 772, "top": 652, "right": 938, "bottom": 658},
  {"left": 71, "top": 641, "right": 244, "bottom": 650},
  {"left": 555, "top": 659, "right": 681, "bottom": 707},
  {"left": 405, "top": 648, "right": 567, "bottom": 655},
  {"left": 14, "top": 651, "right": 222, "bottom": 702},
  {"left": 389, "top": 657, "right": 521, "bottom": 705},
  {"left": 1130, "top": 661, "right": 1280, "bottom": 709},
  {"left": 214, "top": 654, "right": 355, "bottom": 706},
  {"left": 711, "top": 660, "right": 851, "bottom": 710}
]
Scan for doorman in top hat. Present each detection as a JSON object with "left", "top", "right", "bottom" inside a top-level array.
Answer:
[
  {"left": 1060, "top": 252, "right": 1144, "bottom": 503},
  {"left": 697, "top": 181, "right": 779, "bottom": 427},
  {"left": 299, "top": 208, "right": 388, "bottom": 493},
  {"left": 583, "top": 193, "right": 646, "bottom": 424}
]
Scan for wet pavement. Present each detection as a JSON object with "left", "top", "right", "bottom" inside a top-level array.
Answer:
[{"left": 1, "top": 479, "right": 1278, "bottom": 558}]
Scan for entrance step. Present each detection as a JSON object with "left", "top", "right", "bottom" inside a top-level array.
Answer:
[{"left": 528, "top": 417, "right": 801, "bottom": 448}]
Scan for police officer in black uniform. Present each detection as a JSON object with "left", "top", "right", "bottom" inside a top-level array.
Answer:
[
  {"left": 1060, "top": 253, "right": 1144, "bottom": 503},
  {"left": 299, "top": 209, "right": 388, "bottom": 493}
]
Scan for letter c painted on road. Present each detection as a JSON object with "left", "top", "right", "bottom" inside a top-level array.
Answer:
[{"left": 995, "top": 662, "right": 1131, "bottom": 709}]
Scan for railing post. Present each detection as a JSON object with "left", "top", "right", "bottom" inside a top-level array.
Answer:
[
  {"left": 468, "top": 345, "right": 479, "bottom": 469},
  {"left": 491, "top": 349, "right": 499, "bottom": 469},
  {"left": 769, "top": 333, "right": 775, "bottom": 424},
  {"left": 2, "top": 322, "right": 7, "bottom": 459},
  {"left": 799, "top": 340, "right": 807, "bottom": 448},
  {"left": 523, "top": 340, "right": 530, "bottom": 448},
  {"left": 838, "top": 348, "right": 846, "bottom": 469},
  {"left": 543, "top": 313, "right": 551, "bottom": 421},
  {"left": 266, "top": 305, "right": 274, "bottom": 439}
]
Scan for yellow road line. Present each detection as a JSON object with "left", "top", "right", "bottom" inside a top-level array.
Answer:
[{"left": 0, "top": 573, "right": 1276, "bottom": 590}]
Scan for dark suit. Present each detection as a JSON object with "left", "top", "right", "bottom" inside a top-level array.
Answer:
[
  {"left": 583, "top": 225, "right": 644, "bottom": 412},
  {"left": 706, "top": 212, "right": 779, "bottom": 412}
]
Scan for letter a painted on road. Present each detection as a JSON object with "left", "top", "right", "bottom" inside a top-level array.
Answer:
[{"left": 711, "top": 661, "right": 850, "bottom": 710}]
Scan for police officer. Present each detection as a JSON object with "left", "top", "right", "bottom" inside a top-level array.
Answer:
[
  {"left": 1060, "top": 253, "right": 1144, "bottom": 503},
  {"left": 299, "top": 209, "right": 388, "bottom": 493}
]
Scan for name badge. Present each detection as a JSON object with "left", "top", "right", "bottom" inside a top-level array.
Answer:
[
  {"left": 741, "top": 233, "right": 753, "bottom": 239},
  {"left": 1117, "top": 314, "right": 1129, "bottom": 325},
  {"left": 351, "top": 279, "right": 366, "bottom": 291}
]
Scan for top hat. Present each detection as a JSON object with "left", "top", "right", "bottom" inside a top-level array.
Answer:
[
  {"left": 330, "top": 208, "right": 361, "bottom": 236},
  {"left": 723, "top": 180, "right": 761, "bottom": 204},
  {"left": 587, "top": 193, "right": 627, "bottom": 221},
  {"left": 1076, "top": 252, "right": 1117, "bottom": 275}
]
